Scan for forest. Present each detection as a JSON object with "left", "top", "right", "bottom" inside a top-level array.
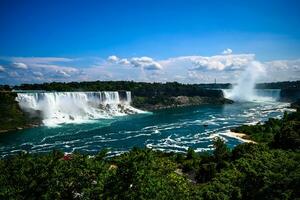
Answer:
[
  {"left": 11, "top": 80, "right": 300, "bottom": 90},
  {"left": 12, "top": 81, "right": 223, "bottom": 98},
  {"left": 0, "top": 104, "right": 299, "bottom": 199}
]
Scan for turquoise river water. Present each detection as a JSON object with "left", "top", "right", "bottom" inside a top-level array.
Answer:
[{"left": 0, "top": 97, "right": 293, "bottom": 157}]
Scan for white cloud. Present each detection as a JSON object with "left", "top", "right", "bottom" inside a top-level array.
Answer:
[
  {"left": 0, "top": 65, "right": 5, "bottom": 72},
  {"left": 33, "top": 71, "right": 43, "bottom": 77},
  {"left": 130, "top": 57, "right": 162, "bottom": 70},
  {"left": 107, "top": 55, "right": 119, "bottom": 62},
  {"left": 1, "top": 53, "right": 300, "bottom": 84},
  {"left": 260, "top": 59, "right": 300, "bottom": 82},
  {"left": 56, "top": 70, "right": 71, "bottom": 77},
  {"left": 9, "top": 71, "right": 20, "bottom": 77},
  {"left": 12, "top": 57, "right": 73, "bottom": 64},
  {"left": 12, "top": 62, "right": 28, "bottom": 69},
  {"left": 108, "top": 55, "right": 163, "bottom": 70},
  {"left": 265, "top": 59, "right": 300, "bottom": 71},
  {"left": 222, "top": 48, "right": 233, "bottom": 55},
  {"left": 119, "top": 58, "right": 130, "bottom": 65},
  {"left": 163, "top": 54, "right": 255, "bottom": 71}
]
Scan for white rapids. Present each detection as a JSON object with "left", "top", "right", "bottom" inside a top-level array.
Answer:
[{"left": 16, "top": 91, "right": 144, "bottom": 126}]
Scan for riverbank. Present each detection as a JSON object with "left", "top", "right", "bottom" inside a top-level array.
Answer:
[
  {"left": 231, "top": 105, "right": 299, "bottom": 146},
  {"left": 0, "top": 123, "right": 40, "bottom": 134},
  {"left": 223, "top": 130, "right": 257, "bottom": 143}
]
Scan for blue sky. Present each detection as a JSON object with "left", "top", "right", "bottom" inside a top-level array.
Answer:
[{"left": 0, "top": 0, "right": 300, "bottom": 84}]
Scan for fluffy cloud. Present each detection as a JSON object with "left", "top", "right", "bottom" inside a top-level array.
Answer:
[
  {"left": 222, "top": 48, "right": 233, "bottom": 55},
  {"left": 261, "top": 59, "right": 300, "bottom": 82},
  {"left": 192, "top": 54, "right": 255, "bottom": 71},
  {"left": 9, "top": 71, "right": 20, "bottom": 78},
  {"left": 108, "top": 55, "right": 162, "bottom": 70},
  {"left": 12, "top": 62, "right": 28, "bottom": 69},
  {"left": 107, "top": 55, "right": 119, "bottom": 62},
  {"left": 265, "top": 59, "right": 300, "bottom": 71},
  {"left": 0, "top": 52, "right": 300, "bottom": 84},
  {"left": 0, "top": 65, "right": 5, "bottom": 72},
  {"left": 119, "top": 58, "right": 130, "bottom": 65},
  {"left": 33, "top": 71, "right": 43, "bottom": 77},
  {"left": 0, "top": 56, "right": 81, "bottom": 84},
  {"left": 163, "top": 54, "right": 255, "bottom": 71},
  {"left": 130, "top": 57, "right": 162, "bottom": 70},
  {"left": 12, "top": 57, "right": 73, "bottom": 64},
  {"left": 56, "top": 70, "right": 71, "bottom": 77}
]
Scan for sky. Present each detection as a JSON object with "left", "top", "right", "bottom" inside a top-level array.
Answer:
[{"left": 0, "top": 0, "right": 300, "bottom": 85}]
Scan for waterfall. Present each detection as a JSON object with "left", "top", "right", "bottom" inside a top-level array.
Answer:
[
  {"left": 16, "top": 91, "right": 143, "bottom": 126},
  {"left": 223, "top": 61, "right": 266, "bottom": 102}
]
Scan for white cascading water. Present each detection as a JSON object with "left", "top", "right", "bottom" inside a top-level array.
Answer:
[
  {"left": 223, "top": 61, "right": 272, "bottom": 102},
  {"left": 16, "top": 91, "right": 143, "bottom": 126}
]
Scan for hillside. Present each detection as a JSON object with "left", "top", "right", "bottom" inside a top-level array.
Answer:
[{"left": 0, "top": 92, "right": 40, "bottom": 132}]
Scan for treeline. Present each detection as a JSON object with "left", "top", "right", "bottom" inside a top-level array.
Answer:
[
  {"left": 13, "top": 81, "right": 223, "bottom": 98},
  {"left": 7, "top": 80, "right": 300, "bottom": 91},
  {"left": 0, "top": 109, "right": 299, "bottom": 199},
  {"left": 0, "top": 85, "right": 11, "bottom": 91},
  {"left": 197, "top": 81, "right": 300, "bottom": 89},
  {"left": 197, "top": 83, "right": 232, "bottom": 89},
  {"left": 256, "top": 80, "right": 300, "bottom": 89}
]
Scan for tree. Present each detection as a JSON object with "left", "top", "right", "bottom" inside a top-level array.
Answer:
[{"left": 213, "top": 137, "right": 230, "bottom": 170}]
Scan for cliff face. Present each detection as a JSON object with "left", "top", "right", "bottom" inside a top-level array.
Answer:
[
  {"left": 132, "top": 95, "right": 233, "bottom": 110},
  {"left": 0, "top": 92, "right": 40, "bottom": 132}
]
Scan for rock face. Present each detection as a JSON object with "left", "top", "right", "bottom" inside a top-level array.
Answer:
[
  {"left": 172, "top": 96, "right": 233, "bottom": 106},
  {"left": 132, "top": 95, "right": 233, "bottom": 111}
]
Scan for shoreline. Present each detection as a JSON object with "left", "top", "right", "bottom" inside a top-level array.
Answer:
[
  {"left": 0, "top": 123, "right": 40, "bottom": 134},
  {"left": 222, "top": 130, "right": 257, "bottom": 144}
]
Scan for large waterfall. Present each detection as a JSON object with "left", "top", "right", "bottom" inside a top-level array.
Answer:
[{"left": 16, "top": 91, "right": 143, "bottom": 126}]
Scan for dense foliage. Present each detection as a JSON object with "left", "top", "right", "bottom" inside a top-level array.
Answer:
[
  {"left": 13, "top": 81, "right": 223, "bottom": 98},
  {"left": 0, "top": 85, "right": 11, "bottom": 91},
  {"left": 231, "top": 109, "right": 300, "bottom": 150},
  {"left": 256, "top": 81, "right": 300, "bottom": 89},
  {"left": 197, "top": 81, "right": 300, "bottom": 90},
  {"left": 1, "top": 110, "right": 300, "bottom": 199},
  {"left": 291, "top": 99, "right": 300, "bottom": 109}
]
